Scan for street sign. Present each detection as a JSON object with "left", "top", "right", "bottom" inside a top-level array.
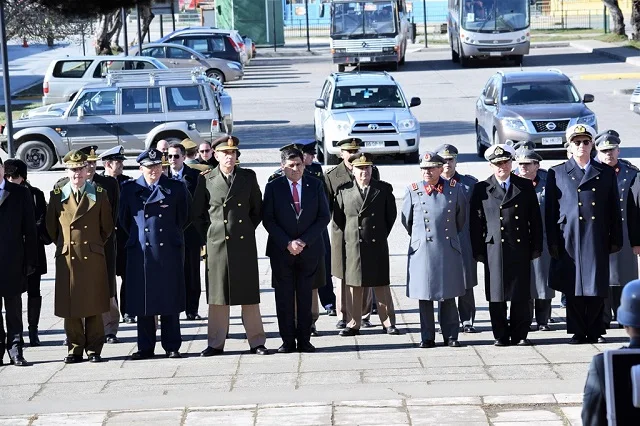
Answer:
[{"left": 152, "top": 0, "right": 180, "bottom": 15}]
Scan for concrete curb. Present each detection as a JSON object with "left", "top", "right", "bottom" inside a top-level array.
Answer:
[{"left": 570, "top": 40, "right": 640, "bottom": 67}]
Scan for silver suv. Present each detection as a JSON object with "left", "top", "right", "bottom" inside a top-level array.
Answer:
[
  {"left": 314, "top": 71, "right": 421, "bottom": 164},
  {"left": 2, "top": 69, "right": 231, "bottom": 171},
  {"left": 475, "top": 69, "right": 597, "bottom": 156}
]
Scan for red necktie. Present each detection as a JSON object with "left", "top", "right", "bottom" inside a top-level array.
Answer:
[{"left": 292, "top": 181, "right": 301, "bottom": 214}]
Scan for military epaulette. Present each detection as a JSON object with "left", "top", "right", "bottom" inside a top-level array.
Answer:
[
  {"left": 411, "top": 182, "right": 419, "bottom": 191},
  {"left": 96, "top": 186, "right": 103, "bottom": 193},
  {"left": 200, "top": 169, "right": 213, "bottom": 176},
  {"left": 53, "top": 187, "right": 61, "bottom": 195},
  {"left": 449, "top": 179, "right": 457, "bottom": 187},
  {"left": 620, "top": 158, "right": 640, "bottom": 172},
  {"left": 326, "top": 166, "right": 338, "bottom": 175}
]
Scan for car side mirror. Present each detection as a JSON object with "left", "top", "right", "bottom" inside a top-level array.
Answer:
[
  {"left": 409, "top": 97, "right": 421, "bottom": 107},
  {"left": 484, "top": 97, "right": 496, "bottom": 106},
  {"left": 315, "top": 99, "right": 326, "bottom": 109},
  {"left": 583, "top": 94, "right": 594, "bottom": 103},
  {"left": 77, "top": 106, "right": 85, "bottom": 120}
]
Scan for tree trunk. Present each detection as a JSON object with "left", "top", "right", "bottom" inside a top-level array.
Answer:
[
  {"left": 632, "top": 0, "right": 640, "bottom": 40},
  {"left": 46, "top": 34, "right": 54, "bottom": 47},
  {"left": 130, "top": 4, "right": 155, "bottom": 46},
  {"left": 94, "top": 11, "right": 122, "bottom": 55},
  {"left": 603, "top": 0, "right": 627, "bottom": 35}
]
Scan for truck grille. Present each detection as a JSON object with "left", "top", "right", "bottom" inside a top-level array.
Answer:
[
  {"left": 532, "top": 120, "right": 570, "bottom": 133},
  {"left": 332, "top": 38, "right": 396, "bottom": 53},
  {"left": 351, "top": 122, "right": 396, "bottom": 134}
]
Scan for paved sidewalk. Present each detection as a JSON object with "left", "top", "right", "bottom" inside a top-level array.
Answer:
[{"left": 0, "top": 396, "right": 584, "bottom": 425}]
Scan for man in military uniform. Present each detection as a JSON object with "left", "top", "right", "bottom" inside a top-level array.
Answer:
[
  {"left": 99, "top": 146, "right": 136, "bottom": 326},
  {"left": 333, "top": 153, "right": 399, "bottom": 336},
  {"left": 436, "top": 143, "right": 479, "bottom": 334},
  {"left": 46, "top": 151, "right": 114, "bottom": 363},
  {"left": 119, "top": 149, "right": 190, "bottom": 359},
  {"left": 513, "top": 143, "right": 555, "bottom": 331},
  {"left": 3, "top": 159, "right": 50, "bottom": 347},
  {"left": 401, "top": 152, "right": 467, "bottom": 348},
  {"left": 192, "top": 136, "right": 268, "bottom": 356},
  {"left": 168, "top": 143, "right": 207, "bottom": 320},
  {"left": 182, "top": 138, "right": 210, "bottom": 172},
  {"left": 594, "top": 132, "right": 640, "bottom": 329},
  {"left": 546, "top": 124, "right": 623, "bottom": 344},
  {"left": 325, "top": 138, "right": 379, "bottom": 329},
  {"left": 470, "top": 144, "right": 543, "bottom": 346},
  {"left": 582, "top": 279, "right": 640, "bottom": 425},
  {"left": 0, "top": 157, "right": 37, "bottom": 366},
  {"left": 56, "top": 146, "right": 120, "bottom": 341}
]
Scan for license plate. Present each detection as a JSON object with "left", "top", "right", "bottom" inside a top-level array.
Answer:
[
  {"left": 359, "top": 57, "right": 371, "bottom": 62},
  {"left": 364, "top": 141, "right": 384, "bottom": 147},
  {"left": 541, "top": 137, "right": 563, "bottom": 145},
  {"left": 489, "top": 52, "right": 502, "bottom": 57}
]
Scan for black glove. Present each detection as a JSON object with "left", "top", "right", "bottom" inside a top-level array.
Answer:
[
  {"left": 549, "top": 245, "right": 560, "bottom": 260},
  {"left": 474, "top": 254, "right": 486, "bottom": 264}
]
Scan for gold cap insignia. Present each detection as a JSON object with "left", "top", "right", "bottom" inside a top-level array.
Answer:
[
  {"left": 442, "top": 149, "right": 450, "bottom": 156},
  {"left": 359, "top": 154, "right": 366, "bottom": 163},
  {"left": 495, "top": 147, "right": 504, "bottom": 156},
  {"left": 227, "top": 138, "right": 234, "bottom": 147},
  {"left": 424, "top": 153, "right": 431, "bottom": 161},
  {"left": 575, "top": 125, "right": 586, "bottom": 133},
  {"left": 148, "top": 150, "right": 157, "bottom": 160},
  {"left": 90, "top": 148, "right": 96, "bottom": 157},
  {"left": 70, "top": 152, "right": 82, "bottom": 162}
]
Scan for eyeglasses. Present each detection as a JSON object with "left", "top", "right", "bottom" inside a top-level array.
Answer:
[
  {"left": 199, "top": 149, "right": 211, "bottom": 153},
  {"left": 572, "top": 139, "right": 591, "bottom": 146},
  {"left": 167, "top": 154, "right": 181, "bottom": 159}
]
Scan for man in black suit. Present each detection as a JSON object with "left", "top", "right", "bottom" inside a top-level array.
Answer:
[
  {"left": 0, "top": 157, "right": 38, "bottom": 366},
  {"left": 582, "top": 279, "right": 640, "bottom": 425},
  {"left": 470, "top": 144, "right": 543, "bottom": 347},
  {"left": 4, "top": 159, "right": 50, "bottom": 347},
  {"left": 168, "top": 143, "right": 206, "bottom": 320},
  {"left": 546, "top": 124, "right": 623, "bottom": 344},
  {"left": 263, "top": 148, "right": 331, "bottom": 353}
]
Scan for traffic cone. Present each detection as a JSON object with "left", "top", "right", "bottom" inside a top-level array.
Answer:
[{"left": 22, "top": 37, "right": 28, "bottom": 48}]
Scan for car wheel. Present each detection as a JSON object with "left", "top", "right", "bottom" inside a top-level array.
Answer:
[
  {"left": 476, "top": 124, "right": 487, "bottom": 157},
  {"left": 399, "top": 48, "right": 406, "bottom": 65},
  {"left": 404, "top": 150, "right": 420, "bottom": 164},
  {"left": 16, "top": 138, "right": 56, "bottom": 171},
  {"left": 336, "top": 64, "right": 345, "bottom": 72},
  {"left": 206, "top": 69, "right": 225, "bottom": 84},
  {"left": 459, "top": 41, "right": 469, "bottom": 68}
]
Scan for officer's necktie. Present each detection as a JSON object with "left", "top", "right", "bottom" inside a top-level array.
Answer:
[
  {"left": 502, "top": 182, "right": 507, "bottom": 192},
  {"left": 292, "top": 181, "right": 301, "bottom": 214}
]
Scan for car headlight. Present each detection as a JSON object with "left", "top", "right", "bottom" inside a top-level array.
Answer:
[
  {"left": 577, "top": 114, "right": 597, "bottom": 127},
  {"left": 398, "top": 119, "right": 417, "bottom": 131},
  {"left": 332, "top": 120, "right": 351, "bottom": 132},
  {"left": 502, "top": 117, "right": 526, "bottom": 132},
  {"left": 227, "top": 62, "right": 242, "bottom": 70}
]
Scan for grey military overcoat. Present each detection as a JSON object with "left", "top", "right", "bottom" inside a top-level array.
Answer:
[
  {"left": 401, "top": 178, "right": 467, "bottom": 301},
  {"left": 333, "top": 179, "right": 396, "bottom": 287}
]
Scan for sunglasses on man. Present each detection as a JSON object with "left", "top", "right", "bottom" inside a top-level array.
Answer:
[
  {"left": 199, "top": 149, "right": 211, "bottom": 154},
  {"left": 571, "top": 139, "right": 592, "bottom": 146}
]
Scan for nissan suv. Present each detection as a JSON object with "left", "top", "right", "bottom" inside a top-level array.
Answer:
[
  {"left": 1, "top": 69, "right": 230, "bottom": 171},
  {"left": 314, "top": 71, "right": 421, "bottom": 164},
  {"left": 475, "top": 69, "right": 597, "bottom": 156}
]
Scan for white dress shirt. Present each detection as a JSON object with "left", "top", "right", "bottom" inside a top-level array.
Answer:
[
  {"left": 287, "top": 178, "right": 302, "bottom": 206},
  {"left": 496, "top": 176, "right": 511, "bottom": 191},
  {"left": 171, "top": 166, "right": 184, "bottom": 180}
]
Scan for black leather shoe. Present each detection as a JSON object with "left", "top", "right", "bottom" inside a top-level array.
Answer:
[
  {"left": 250, "top": 345, "right": 269, "bottom": 355},
  {"left": 463, "top": 325, "right": 477, "bottom": 333},
  {"left": 335, "top": 320, "right": 347, "bottom": 329},
  {"left": 123, "top": 315, "right": 136, "bottom": 324},
  {"left": 310, "top": 326, "right": 319, "bottom": 337},
  {"left": 29, "top": 330, "right": 41, "bottom": 347},
  {"left": 166, "top": 351, "right": 182, "bottom": 359},
  {"left": 538, "top": 325, "right": 551, "bottom": 332},
  {"left": 9, "top": 355, "right": 29, "bottom": 366},
  {"left": 88, "top": 354, "right": 103, "bottom": 363},
  {"left": 277, "top": 344, "right": 296, "bottom": 354},
  {"left": 548, "top": 318, "right": 556, "bottom": 323},
  {"left": 589, "top": 336, "right": 607, "bottom": 344},
  {"left": 297, "top": 342, "right": 316, "bottom": 353},
  {"left": 385, "top": 326, "right": 401, "bottom": 335},
  {"left": 494, "top": 339, "right": 509, "bottom": 347},
  {"left": 327, "top": 309, "right": 337, "bottom": 317},
  {"left": 63, "top": 355, "right": 83, "bottom": 364},
  {"left": 569, "top": 334, "right": 586, "bottom": 345},
  {"left": 419, "top": 340, "right": 436, "bottom": 348},
  {"left": 130, "top": 350, "right": 154, "bottom": 360},
  {"left": 361, "top": 319, "right": 374, "bottom": 328},
  {"left": 339, "top": 327, "right": 360, "bottom": 336},
  {"left": 446, "top": 339, "right": 461, "bottom": 347},
  {"left": 516, "top": 339, "right": 532, "bottom": 346},
  {"left": 105, "top": 334, "right": 119, "bottom": 344},
  {"left": 186, "top": 313, "right": 202, "bottom": 321},
  {"left": 200, "top": 346, "right": 224, "bottom": 357}
]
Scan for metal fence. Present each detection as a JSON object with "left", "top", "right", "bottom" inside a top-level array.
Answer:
[{"left": 284, "top": 11, "right": 613, "bottom": 38}]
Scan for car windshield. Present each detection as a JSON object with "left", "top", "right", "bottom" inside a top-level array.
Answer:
[
  {"left": 461, "top": 0, "right": 530, "bottom": 32},
  {"left": 332, "top": 85, "right": 405, "bottom": 109},
  {"left": 501, "top": 81, "right": 581, "bottom": 105},
  {"left": 331, "top": 1, "right": 397, "bottom": 37}
]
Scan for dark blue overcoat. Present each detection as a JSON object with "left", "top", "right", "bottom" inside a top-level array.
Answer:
[{"left": 119, "top": 174, "right": 190, "bottom": 316}]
